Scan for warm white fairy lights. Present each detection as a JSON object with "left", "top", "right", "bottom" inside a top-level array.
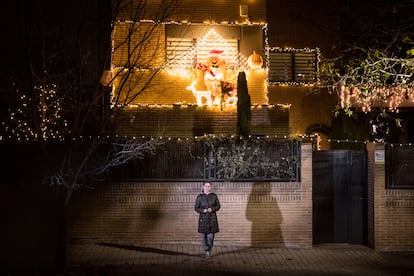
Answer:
[
  {"left": 334, "top": 49, "right": 414, "bottom": 113},
  {"left": 122, "top": 103, "right": 291, "bottom": 109},
  {"left": 2, "top": 84, "right": 68, "bottom": 142},
  {"left": 112, "top": 20, "right": 268, "bottom": 106},
  {"left": 112, "top": 20, "right": 318, "bottom": 109},
  {"left": 266, "top": 47, "right": 320, "bottom": 86},
  {"left": 340, "top": 86, "right": 414, "bottom": 113},
  {"left": 165, "top": 28, "right": 250, "bottom": 77},
  {"left": 2, "top": 129, "right": 407, "bottom": 146}
]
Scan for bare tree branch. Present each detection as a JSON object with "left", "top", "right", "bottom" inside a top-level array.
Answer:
[{"left": 2, "top": 0, "right": 183, "bottom": 206}]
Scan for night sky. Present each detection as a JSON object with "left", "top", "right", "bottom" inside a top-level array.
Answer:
[
  {"left": 0, "top": 0, "right": 110, "bottom": 115},
  {"left": 0, "top": 2, "right": 28, "bottom": 116}
]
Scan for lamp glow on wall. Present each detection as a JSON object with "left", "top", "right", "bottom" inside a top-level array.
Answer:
[{"left": 239, "top": 4, "right": 248, "bottom": 17}]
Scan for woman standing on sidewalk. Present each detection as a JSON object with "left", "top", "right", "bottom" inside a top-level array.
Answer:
[{"left": 195, "top": 182, "right": 221, "bottom": 259}]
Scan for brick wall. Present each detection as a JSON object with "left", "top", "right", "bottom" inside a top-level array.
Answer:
[
  {"left": 170, "top": 0, "right": 267, "bottom": 23},
  {"left": 366, "top": 143, "right": 375, "bottom": 248},
  {"left": 67, "top": 144, "right": 313, "bottom": 248},
  {"left": 267, "top": 85, "right": 337, "bottom": 138},
  {"left": 367, "top": 143, "right": 414, "bottom": 251},
  {"left": 111, "top": 0, "right": 341, "bottom": 150},
  {"left": 116, "top": 104, "right": 290, "bottom": 138},
  {"left": 114, "top": 0, "right": 267, "bottom": 23},
  {"left": 115, "top": 71, "right": 267, "bottom": 106}
]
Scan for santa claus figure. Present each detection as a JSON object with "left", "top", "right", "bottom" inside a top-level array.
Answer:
[{"left": 203, "top": 49, "right": 226, "bottom": 104}]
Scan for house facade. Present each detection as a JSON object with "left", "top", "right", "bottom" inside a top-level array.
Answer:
[
  {"left": 109, "top": 0, "right": 336, "bottom": 146},
  {"left": 66, "top": 0, "right": 414, "bottom": 251}
]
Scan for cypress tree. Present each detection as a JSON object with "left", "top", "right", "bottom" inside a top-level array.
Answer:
[{"left": 236, "top": 71, "right": 251, "bottom": 136}]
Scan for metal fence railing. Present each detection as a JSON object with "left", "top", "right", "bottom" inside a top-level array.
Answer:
[
  {"left": 386, "top": 144, "right": 414, "bottom": 189},
  {"left": 116, "top": 136, "right": 301, "bottom": 182}
]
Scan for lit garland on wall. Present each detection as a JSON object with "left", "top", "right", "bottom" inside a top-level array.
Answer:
[
  {"left": 327, "top": 139, "right": 414, "bottom": 147},
  {"left": 114, "top": 19, "right": 267, "bottom": 26},
  {"left": 111, "top": 20, "right": 318, "bottom": 90},
  {"left": 111, "top": 20, "right": 268, "bottom": 106},
  {"left": 111, "top": 21, "right": 320, "bottom": 107},
  {"left": 2, "top": 131, "right": 412, "bottom": 146},
  {"left": 263, "top": 23, "right": 270, "bottom": 104},
  {"left": 0, "top": 133, "right": 302, "bottom": 143},
  {"left": 266, "top": 47, "right": 320, "bottom": 86},
  {"left": 122, "top": 103, "right": 291, "bottom": 109},
  {"left": 268, "top": 47, "right": 320, "bottom": 53}
]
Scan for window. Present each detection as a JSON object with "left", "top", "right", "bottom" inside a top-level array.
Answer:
[
  {"left": 165, "top": 24, "right": 264, "bottom": 71},
  {"left": 268, "top": 48, "right": 319, "bottom": 84},
  {"left": 166, "top": 38, "right": 197, "bottom": 69},
  {"left": 166, "top": 31, "right": 240, "bottom": 70}
]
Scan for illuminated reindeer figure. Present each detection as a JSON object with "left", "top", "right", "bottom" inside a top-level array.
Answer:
[{"left": 187, "top": 80, "right": 213, "bottom": 106}]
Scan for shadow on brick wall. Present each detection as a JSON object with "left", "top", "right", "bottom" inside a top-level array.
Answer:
[{"left": 246, "top": 182, "right": 284, "bottom": 246}]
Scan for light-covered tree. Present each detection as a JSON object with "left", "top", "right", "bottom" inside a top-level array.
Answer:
[
  {"left": 319, "top": 49, "right": 414, "bottom": 116},
  {"left": 2, "top": 0, "right": 182, "bottom": 204},
  {"left": 316, "top": 0, "right": 414, "bottom": 143},
  {"left": 0, "top": 0, "right": 182, "bottom": 272}
]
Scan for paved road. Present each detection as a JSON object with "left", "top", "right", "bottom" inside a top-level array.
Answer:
[{"left": 66, "top": 242, "right": 414, "bottom": 275}]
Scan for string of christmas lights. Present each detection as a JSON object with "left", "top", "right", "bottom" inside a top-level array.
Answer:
[
  {"left": 263, "top": 23, "right": 270, "bottom": 103},
  {"left": 2, "top": 84, "right": 68, "bottom": 142},
  {"left": 115, "top": 20, "right": 267, "bottom": 27},
  {"left": 3, "top": 130, "right": 412, "bottom": 147},
  {"left": 119, "top": 103, "right": 291, "bottom": 108},
  {"left": 111, "top": 21, "right": 269, "bottom": 108},
  {"left": 165, "top": 27, "right": 250, "bottom": 78},
  {"left": 340, "top": 86, "right": 414, "bottom": 113},
  {"left": 266, "top": 47, "right": 320, "bottom": 86},
  {"left": 0, "top": 134, "right": 299, "bottom": 143}
]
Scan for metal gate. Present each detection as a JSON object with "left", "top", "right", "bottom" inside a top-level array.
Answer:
[{"left": 312, "top": 150, "right": 367, "bottom": 244}]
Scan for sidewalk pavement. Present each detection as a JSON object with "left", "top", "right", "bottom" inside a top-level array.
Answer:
[{"left": 66, "top": 242, "right": 414, "bottom": 276}]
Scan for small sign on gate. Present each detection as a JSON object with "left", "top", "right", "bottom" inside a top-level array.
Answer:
[{"left": 375, "top": 150, "right": 385, "bottom": 164}]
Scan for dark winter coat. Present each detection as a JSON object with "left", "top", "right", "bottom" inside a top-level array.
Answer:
[{"left": 195, "top": 192, "right": 221, "bottom": 234}]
